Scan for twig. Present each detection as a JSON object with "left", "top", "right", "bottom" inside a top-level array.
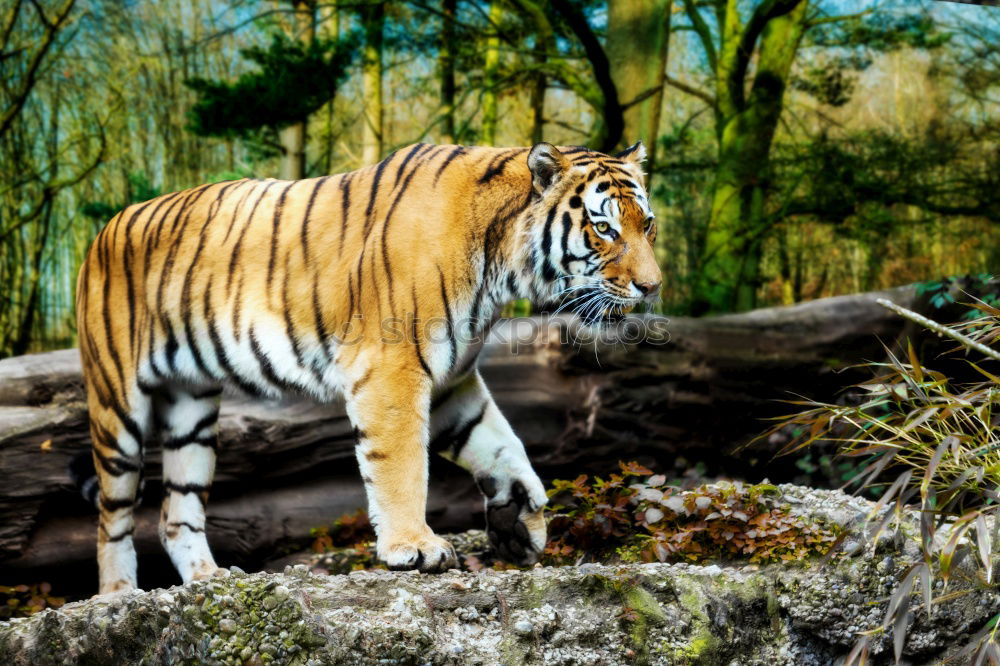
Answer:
[{"left": 875, "top": 298, "right": 1000, "bottom": 364}]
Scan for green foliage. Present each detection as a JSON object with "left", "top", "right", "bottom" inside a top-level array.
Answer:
[
  {"left": 0, "top": 582, "right": 64, "bottom": 619},
  {"left": 185, "top": 31, "right": 360, "bottom": 141},
  {"left": 916, "top": 274, "right": 999, "bottom": 318},
  {"left": 544, "top": 462, "right": 841, "bottom": 566},
  {"left": 81, "top": 171, "right": 162, "bottom": 220},
  {"left": 808, "top": 13, "right": 951, "bottom": 52}
]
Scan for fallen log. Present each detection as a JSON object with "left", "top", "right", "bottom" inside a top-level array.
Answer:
[
  {"left": 0, "top": 284, "right": 948, "bottom": 573},
  {"left": 0, "top": 486, "right": 993, "bottom": 666}
]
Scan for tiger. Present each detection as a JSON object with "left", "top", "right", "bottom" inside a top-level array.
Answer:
[{"left": 75, "top": 140, "right": 662, "bottom": 595}]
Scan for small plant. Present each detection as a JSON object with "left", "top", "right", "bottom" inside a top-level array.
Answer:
[
  {"left": 0, "top": 582, "right": 64, "bottom": 619},
  {"left": 309, "top": 509, "right": 384, "bottom": 574},
  {"left": 544, "top": 462, "right": 840, "bottom": 566},
  {"left": 310, "top": 508, "right": 375, "bottom": 553}
]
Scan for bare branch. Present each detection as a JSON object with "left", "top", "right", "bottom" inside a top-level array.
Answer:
[
  {"left": 0, "top": 0, "right": 76, "bottom": 141},
  {"left": 682, "top": 0, "right": 717, "bottom": 72},
  {"left": 876, "top": 299, "right": 1000, "bottom": 364},
  {"left": 664, "top": 74, "right": 717, "bottom": 108}
]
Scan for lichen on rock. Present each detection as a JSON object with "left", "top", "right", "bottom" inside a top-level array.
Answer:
[{"left": 0, "top": 486, "right": 995, "bottom": 665}]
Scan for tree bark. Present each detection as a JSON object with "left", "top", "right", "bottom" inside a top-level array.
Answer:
[
  {"left": 278, "top": 1, "right": 315, "bottom": 180},
  {"left": 0, "top": 285, "right": 946, "bottom": 573},
  {"left": 481, "top": 0, "right": 502, "bottom": 146},
  {"left": 438, "top": 0, "right": 457, "bottom": 144},
  {"left": 607, "top": 0, "right": 672, "bottom": 175},
  {"left": 686, "top": 0, "right": 808, "bottom": 313},
  {"left": 360, "top": 0, "right": 384, "bottom": 165}
]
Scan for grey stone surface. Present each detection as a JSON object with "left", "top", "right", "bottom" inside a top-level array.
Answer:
[{"left": 1, "top": 486, "right": 995, "bottom": 665}]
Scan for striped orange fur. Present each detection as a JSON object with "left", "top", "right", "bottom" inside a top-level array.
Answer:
[{"left": 76, "top": 141, "right": 660, "bottom": 594}]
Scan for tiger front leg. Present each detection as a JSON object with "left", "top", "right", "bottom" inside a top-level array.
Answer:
[
  {"left": 346, "top": 364, "right": 458, "bottom": 572},
  {"left": 431, "top": 372, "right": 548, "bottom": 565}
]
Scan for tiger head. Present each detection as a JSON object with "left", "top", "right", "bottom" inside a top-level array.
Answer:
[{"left": 525, "top": 141, "right": 661, "bottom": 324}]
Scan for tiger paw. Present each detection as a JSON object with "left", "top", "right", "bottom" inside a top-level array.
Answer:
[
  {"left": 478, "top": 476, "right": 548, "bottom": 566},
  {"left": 379, "top": 531, "right": 458, "bottom": 573}
]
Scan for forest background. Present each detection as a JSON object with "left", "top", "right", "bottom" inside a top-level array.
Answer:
[{"left": 1, "top": 0, "right": 998, "bottom": 357}]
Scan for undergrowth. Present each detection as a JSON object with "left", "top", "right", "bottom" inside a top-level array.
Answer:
[
  {"left": 544, "top": 462, "right": 840, "bottom": 565},
  {"left": 761, "top": 299, "right": 1000, "bottom": 664},
  {"left": 309, "top": 467, "right": 841, "bottom": 572},
  {"left": 0, "top": 582, "right": 64, "bottom": 619}
]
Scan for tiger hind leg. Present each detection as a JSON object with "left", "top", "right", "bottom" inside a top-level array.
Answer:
[
  {"left": 155, "top": 384, "right": 225, "bottom": 583},
  {"left": 87, "top": 392, "right": 152, "bottom": 596}
]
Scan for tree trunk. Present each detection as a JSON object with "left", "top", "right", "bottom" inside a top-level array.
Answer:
[
  {"left": 481, "top": 0, "right": 502, "bottom": 146},
  {"left": 697, "top": 0, "right": 808, "bottom": 313},
  {"left": 278, "top": 1, "right": 314, "bottom": 180},
  {"left": 0, "top": 285, "right": 953, "bottom": 574},
  {"left": 607, "top": 0, "right": 671, "bottom": 175},
  {"left": 438, "top": 0, "right": 457, "bottom": 144},
  {"left": 323, "top": 1, "right": 341, "bottom": 173},
  {"left": 528, "top": 23, "right": 552, "bottom": 145},
  {"left": 361, "top": 1, "right": 384, "bottom": 165}
]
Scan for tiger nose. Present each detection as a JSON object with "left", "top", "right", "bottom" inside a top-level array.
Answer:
[{"left": 633, "top": 280, "right": 661, "bottom": 297}]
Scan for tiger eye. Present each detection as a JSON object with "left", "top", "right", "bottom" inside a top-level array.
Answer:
[{"left": 595, "top": 221, "right": 610, "bottom": 234}]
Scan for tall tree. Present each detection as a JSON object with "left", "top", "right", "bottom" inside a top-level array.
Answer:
[
  {"left": 278, "top": 0, "right": 316, "bottom": 179},
  {"left": 0, "top": 0, "right": 105, "bottom": 357},
  {"left": 607, "top": 0, "right": 672, "bottom": 173},
  {"left": 672, "top": 0, "right": 944, "bottom": 312},
  {"left": 481, "top": 0, "right": 503, "bottom": 146},
  {"left": 438, "top": 0, "right": 457, "bottom": 143},
  {"left": 361, "top": 0, "right": 384, "bottom": 164},
  {"left": 184, "top": 22, "right": 357, "bottom": 176}
]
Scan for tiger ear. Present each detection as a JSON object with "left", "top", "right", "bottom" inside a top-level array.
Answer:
[
  {"left": 527, "top": 143, "right": 569, "bottom": 195},
  {"left": 615, "top": 141, "right": 647, "bottom": 165}
]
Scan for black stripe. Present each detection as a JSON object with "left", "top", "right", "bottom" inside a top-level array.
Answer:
[
  {"left": 351, "top": 368, "right": 373, "bottom": 395},
  {"left": 430, "top": 404, "right": 487, "bottom": 456},
  {"left": 433, "top": 146, "right": 467, "bottom": 186},
  {"left": 204, "top": 280, "right": 267, "bottom": 397},
  {"left": 121, "top": 200, "right": 156, "bottom": 351},
  {"left": 311, "top": 273, "right": 333, "bottom": 363},
  {"left": 94, "top": 448, "right": 140, "bottom": 476},
  {"left": 392, "top": 143, "right": 425, "bottom": 188},
  {"left": 162, "top": 435, "right": 217, "bottom": 451},
  {"left": 100, "top": 267, "right": 127, "bottom": 390},
  {"left": 338, "top": 174, "right": 353, "bottom": 257},
  {"left": 163, "top": 481, "right": 210, "bottom": 495},
  {"left": 437, "top": 267, "right": 457, "bottom": 370},
  {"left": 301, "top": 176, "right": 330, "bottom": 261},
  {"left": 184, "top": 318, "right": 214, "bottom": 379},
  {"left": 100, "top": 495, "right": 136, "bottom": 512},
  {"left": 267, "top": 182, "right": 296, "bottom": 292},
  {"left": 222, "top": 180, "right": 255, "bottom": 244},
  {"left": 164, "top": 318, "right": 180, "bottom": 373},
  {"left": 282, "top": 253, "right": 325, "bottom": 385},
  {"left": 540, "top": 208, "right": 558, "bottom": 280},
  {"left": 162, "top": 411, "right": 218, "bottom": 449},
  {"left": 249, "top": 325, "right": 307, "bottom": 394},
  {"left": 450, "top": 405, "right": 487, "bottom": 458},
  {"left": 105, "top": 527, "right": 135, "bottom": 542},
  {"left": 478, "top": 150, "right": 523, "bottom": 184},
  {"left": 193, "top": 387, "right": 222, "bottom": 399},
  {"left": 364, "top": 152, "right": 394, "bottom": 237},
  {"left": 412, "top": 286, "right": 433, "bottom": 379},
  {"left": 165, "top": 521, "right": 204, "bottom": 533},
  {"left": 228, "top": 181, "right": 276, "bottom": 294}
]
